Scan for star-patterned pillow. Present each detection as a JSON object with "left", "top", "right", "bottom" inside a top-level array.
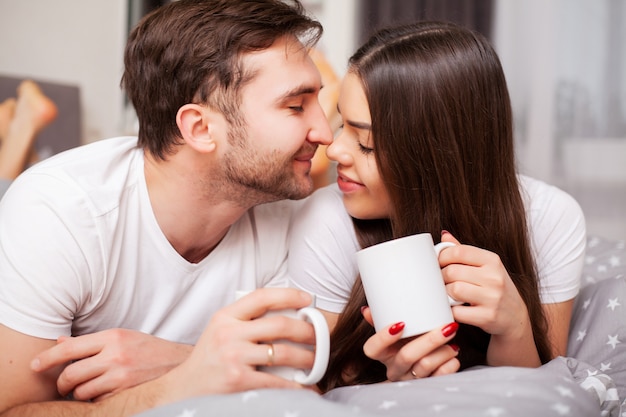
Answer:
[{"left": 568, "top": 236, "right": 625, "bottom": 401}]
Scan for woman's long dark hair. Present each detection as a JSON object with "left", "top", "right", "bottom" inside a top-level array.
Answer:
[{"left": 318, "top": 21, "right": 551, "bottom": 393}]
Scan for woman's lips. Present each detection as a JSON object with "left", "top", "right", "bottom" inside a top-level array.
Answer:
[{"left": 336, "top": 171, "right": 363, "bottom": 193}]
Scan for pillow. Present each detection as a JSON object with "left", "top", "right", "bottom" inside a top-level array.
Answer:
[{"left": 568, "top": 236, "right": 625, "bottom": 402}]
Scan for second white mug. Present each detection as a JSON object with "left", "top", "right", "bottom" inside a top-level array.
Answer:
[{"left": 356, "top": 233, "right": 459, "bottom": 338}]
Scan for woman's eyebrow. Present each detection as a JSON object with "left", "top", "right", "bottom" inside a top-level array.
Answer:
[{"left": 337, "top": 104, "right": 371, "bottom": 130}]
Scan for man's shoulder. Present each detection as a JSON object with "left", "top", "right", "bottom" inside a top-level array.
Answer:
[
  {"left": 32, "top": 136, "right": 140, "bottom": 169},
  {"left": 4, "top": 136, "right": 143, "bottom": 216}
]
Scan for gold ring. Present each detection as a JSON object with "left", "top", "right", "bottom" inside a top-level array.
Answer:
[
  {"left": 266, "top": 343, "right": 275, "bottom": 366},
  {"left": 410, "top": 369, "right": 418, "bottom": 379}
]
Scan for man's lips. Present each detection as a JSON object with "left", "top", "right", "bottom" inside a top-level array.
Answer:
[
  {"left": 294, "top": 152, "right": 316, "bottom": 162},
  {"left": 294, "top": 146, "right": 318, "bottom": 162}
]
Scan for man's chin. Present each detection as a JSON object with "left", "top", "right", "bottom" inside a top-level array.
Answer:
[
  {"left": 291, "top": 176, "right": 315, "bottom": 199},
  {"left": 271, "top": 176, "right": 314, "bottom": 201}
]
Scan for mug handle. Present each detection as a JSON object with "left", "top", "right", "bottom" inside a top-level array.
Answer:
[
  {"left": 434, "top": 241, "right": 463, "bottom": 306},
  {"left": 293, "top": 307, "right": 330, "bottom": 385}
]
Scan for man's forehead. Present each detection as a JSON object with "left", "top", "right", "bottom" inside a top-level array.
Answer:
[{"left": 240, "top": 39, "right": 320, "bottom": 95}]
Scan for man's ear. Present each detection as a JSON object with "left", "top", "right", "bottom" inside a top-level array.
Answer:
[{"left": 176, "top": 103, "right": 217, "bottom": 153}]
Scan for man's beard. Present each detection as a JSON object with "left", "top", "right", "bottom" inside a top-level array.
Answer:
[{"left": 221, "top": 126, "right": 315, "bottom": 207}]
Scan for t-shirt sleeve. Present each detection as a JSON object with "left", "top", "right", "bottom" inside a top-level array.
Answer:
[
  {"left": 0, "top": 172, "right": 96, "bottom": 339},
  {"left": 288, "top": 184, "right": 360, "bottom": 313},
  {"left": 523, "top": 177, "right": 587, "bottom": 304}
]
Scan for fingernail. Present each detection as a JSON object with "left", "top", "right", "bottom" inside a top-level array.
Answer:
[
  {"left": 442, "top": 230, "right": 450, "bottom": 236},
  {"left": 449, "top": 343, "right": 460, "bottom": 353},
  {"left": 389, "top": 322, "right": 405, "bottom": 335},
  {"left": 442, "top": 322, "right": 459, "bottom": 337},
  {"left": 30, "top": 358, "right": 40, "bottom": 371}
]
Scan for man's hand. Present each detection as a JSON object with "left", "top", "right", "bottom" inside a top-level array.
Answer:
[
  {"left": 31, "top": 329, "right": 192, "bottom": 401},
  {"left": 159, "top": 287, "right": 319, "bottom": 403}
]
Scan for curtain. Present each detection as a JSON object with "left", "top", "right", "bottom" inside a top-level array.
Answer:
[
  {"left": 494, "top": 0, "right": 626, "bottom": 240},
  {"left": 359, "top": 0, "right": 494, "bottom": 43},
  {"left": 127, "top": 0, "right": 169, "bottom": 32}
]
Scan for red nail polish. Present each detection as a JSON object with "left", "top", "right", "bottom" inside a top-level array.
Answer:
[
  {"left": 449, "top": 343, "right": 460, "bottom": 353},
  {"left": 389, "top": 322, "right": 405, "bottom": 335},
  {"left": 442, "top": 322, "right": 458, "bottom": 337}
]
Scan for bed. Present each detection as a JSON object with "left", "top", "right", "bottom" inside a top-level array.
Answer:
[{"left": 136, "top": 235, "right": 625, "bottom": 417}]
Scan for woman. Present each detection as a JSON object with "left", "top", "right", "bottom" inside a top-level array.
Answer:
[
  {"left": 0, "top": 80, "right": 57, "bottom": 198},
  {"left": 288, "top": 21, "right": 586, "bottom": 392}
]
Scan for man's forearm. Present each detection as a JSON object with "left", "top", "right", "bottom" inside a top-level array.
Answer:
[
  {"left": 1, "top": 400, "right": 96, "bottom": 417},
  {"left": 1, "top": 376, "right": 167, "bottom": 417}
]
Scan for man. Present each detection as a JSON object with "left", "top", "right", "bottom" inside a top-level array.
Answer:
[{"left": 0, "top": 0, "right": 332, "bottom": 415}]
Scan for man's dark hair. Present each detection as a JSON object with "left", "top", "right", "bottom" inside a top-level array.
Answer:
[{"left": 122, "top": 0, "right": 322, "bottom": 159}]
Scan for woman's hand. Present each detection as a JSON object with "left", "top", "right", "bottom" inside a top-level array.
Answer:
[
  {"left": 439, "top": 231, "right": 540, "bottom": 367},
  {"left": 361, "top": 307, "right": 460, "bottom": 381}
]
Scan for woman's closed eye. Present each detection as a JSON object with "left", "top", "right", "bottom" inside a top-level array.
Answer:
[{"left": 358, "top": 142, "right": 374, "bottom": 155}]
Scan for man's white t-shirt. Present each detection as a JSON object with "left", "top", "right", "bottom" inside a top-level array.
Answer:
[
  {"left": 0, "top": 136, "right": 294, "bottom": 344},
  {"left": 288, "top": 177, "right": 586, "bottom": 313}
]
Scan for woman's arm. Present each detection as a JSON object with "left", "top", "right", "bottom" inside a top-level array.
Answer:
[
  {"left": 521, "top": 176, "right": 586, "bottom": 359},
  {"left": 485, "top": 312, "right": 541, "bottom": 367},
  {"left": 542, "top": 300, "right": 575, "bottom": 357},
  {"left": 441, "top": 232, "right": 542, "bottom": 368}
]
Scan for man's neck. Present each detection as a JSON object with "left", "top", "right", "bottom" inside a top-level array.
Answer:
[{"left": 143, "top": 151, "right": 249, "bottom": 264}]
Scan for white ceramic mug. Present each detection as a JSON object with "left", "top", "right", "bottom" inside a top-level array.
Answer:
[
  {"left": 356, "top": 233, "right": 460, "bottom": 338},
  {"left": 235, "top": 291, "right": 330, "bottom": 385}
]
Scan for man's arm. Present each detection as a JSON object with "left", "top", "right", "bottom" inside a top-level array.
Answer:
[
  {"left": 31, "top": 329, "right": 193, "bottom": 401},
  {"left": 1, "top": 288, "right": 318, "bottom": 417},
  {"left": 0, "top": 325, "right": 183, "bottom": 417},
  {"left": 0, "top": 325, "right": 63, "bottom": 413}
]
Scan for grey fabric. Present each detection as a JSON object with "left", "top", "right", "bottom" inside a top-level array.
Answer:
[
  {"left": 135, "top": 358, "right": 615, "bottom": 417},
  {"left": 568, "top": 236, "right": 626, "bottom": 402}
]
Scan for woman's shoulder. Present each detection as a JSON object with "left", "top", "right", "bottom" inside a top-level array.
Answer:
[
  {"left": 518, "top": 175, "right": 584, "bottom": 222},
  {"left": 518, "top": 175, "right": 586, "bottom": 300},
  {"left": 297, "top": 183, "right": 348, "bottom": 221},
  {"left": 290, "top": 183, "right": 356, "bottom": 246}
]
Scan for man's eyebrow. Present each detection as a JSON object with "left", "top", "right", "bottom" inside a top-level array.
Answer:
[
  {"left": 337, "top": 104, "right": 371, "bottom": 130},
  {"left": 278, "top": 85, "right": 319, "bottom": 101}
]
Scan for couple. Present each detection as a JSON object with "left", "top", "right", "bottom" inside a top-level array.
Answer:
[{"left": 0, "top": 0, "right": 585, "bottom": 416}]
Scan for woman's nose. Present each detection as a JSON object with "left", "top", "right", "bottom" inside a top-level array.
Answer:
[{"left": 326, "top": 130, "right": 351, "bottom": 165}]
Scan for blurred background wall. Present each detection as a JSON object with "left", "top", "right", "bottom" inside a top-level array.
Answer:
[{"left": 0, "top": 0, "right": 624, "bottom": 240}]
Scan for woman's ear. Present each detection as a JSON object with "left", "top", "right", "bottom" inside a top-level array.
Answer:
[{"left": 176, "top": 103, "right": 217, "bottom": 153}]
